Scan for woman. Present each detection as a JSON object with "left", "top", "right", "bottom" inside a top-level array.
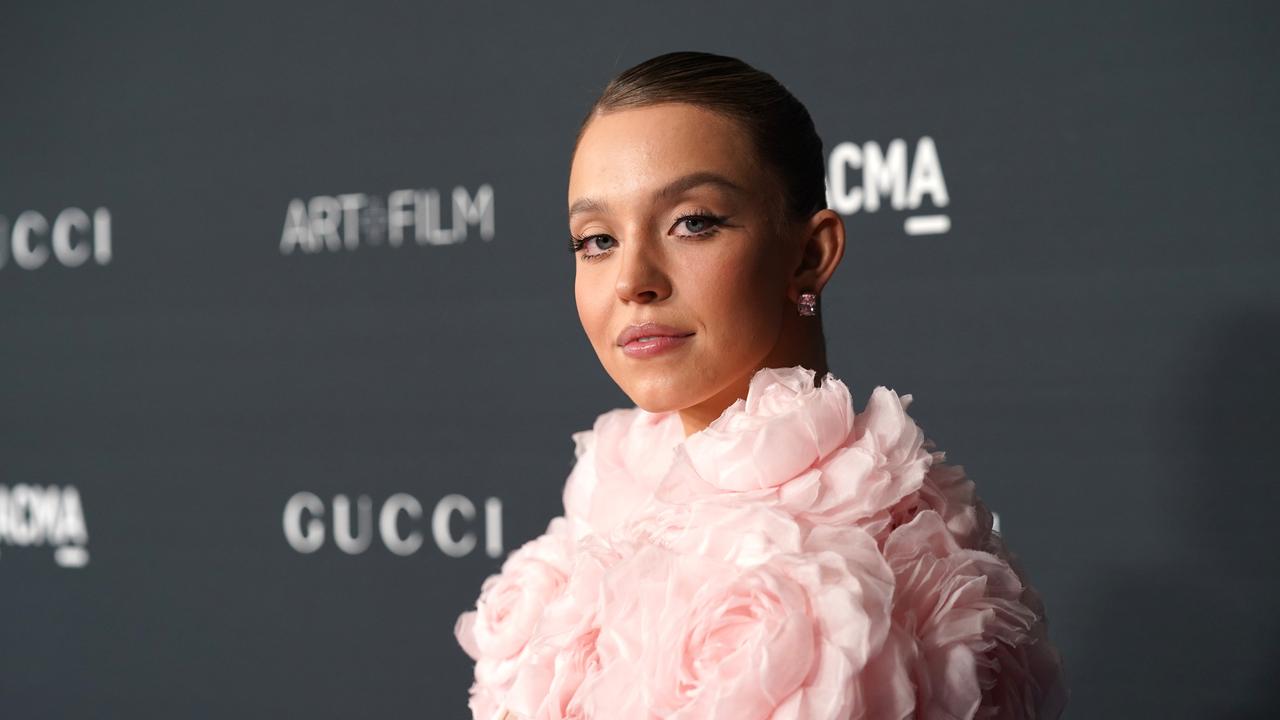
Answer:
[{"left": 456, "top": 51, "right": 1067, "bottom": 719}]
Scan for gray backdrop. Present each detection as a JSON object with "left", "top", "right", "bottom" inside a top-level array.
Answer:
[{"left": 2, "top": 2, "right": 1277, "bottom": 718}]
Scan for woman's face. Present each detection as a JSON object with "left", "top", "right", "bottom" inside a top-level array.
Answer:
[{"left": 568, "top": 102, "right": 800, "bottom": 418}]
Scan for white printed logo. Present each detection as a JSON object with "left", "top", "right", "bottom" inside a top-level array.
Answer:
[
  {"left": 0, "top": 484, "right": 90, "bottom": 567},
  {"left": 0, "top": 207, "right": 112, "bottom": 271},
  {"left": 280, "top": 185, "right": 495, "bottom": 254},
  {"left": 826, "top": 137, "right": 951, "bottom": 235},
  {"left": 283, "top": 492, "right": 504, "bottom": 558}
]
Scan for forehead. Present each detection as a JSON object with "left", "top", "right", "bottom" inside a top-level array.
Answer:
[{"left": 568, "top": 103, "right": 763, "bottom": 209}]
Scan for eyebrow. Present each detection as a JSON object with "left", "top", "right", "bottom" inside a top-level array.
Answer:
[{"left": 568, "top": 171, "right": 747, "bottom": 218}]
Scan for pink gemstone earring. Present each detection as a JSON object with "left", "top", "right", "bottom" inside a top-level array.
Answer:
[{"left": 797, "top": 291, "right": 818, "bottom": 316}]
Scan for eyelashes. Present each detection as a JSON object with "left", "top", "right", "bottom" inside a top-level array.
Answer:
[
  {"left": 567, "top": 233, "right": 617, "bottom": 258},
  {"left": 569, "top": 211, "right": 728, "bottom": 263},
  {"left": 568, "top": 233, "right": 616, "bottom": 260}
]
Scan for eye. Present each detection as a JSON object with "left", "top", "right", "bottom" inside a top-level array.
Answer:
[
  {"left": 584, "top": 235, "right": 617, "bottom": 257},
  {"left": 672, "top": 212, "right": 727, "bottom": 238},
  {"left": 568, "top": 233, "right": 617, "bottom": 261}
]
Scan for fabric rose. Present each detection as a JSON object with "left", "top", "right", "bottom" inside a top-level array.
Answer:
[
  {"left": 656, "top": 369, "right": 940, "bottom": 547},
  {"left": 456, "top": 364, "right": 1067, "bottom": 718},
  {"left": 585, "top": 524, "right": 895, "bottom": 719},
  {"left": 610, "top": 498, "right": 806, "bottom": 567},
  {"left": 976, "top": 582, "right": 1070, "bottom": 718},
  {"left": 887, "top": 452, "right": 995, "bottom": 551},
  {"left": 775, "top": 385, "right": 935, "bottom": 541},
  {"left": 656, "top": 366, "right": 854, "bottom": 499},
  {"left": 860, "top": 509, "right": 1057, "bottom": 719},
  {"left": 503, "top": 534, "right": 622, "bottom": 720},
  {"left": 455, "top": 515, "right": 577, "bottom": 704},
  {"left": 518, "top": 625, "right": 602, "bottom": 720},
  {"left": 967, "top": 527, "right": 1070, "bottom": 717},
  {"left": 464, "top": 681, "right": 503, "bottom": 720},
  {"left": 562, "top": 406, "right": 686, "bottom": 540}
]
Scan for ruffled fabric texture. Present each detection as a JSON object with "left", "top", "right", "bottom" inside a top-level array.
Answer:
[{"left": 455, "top": 365, "right": 1068, "bottom": 719}]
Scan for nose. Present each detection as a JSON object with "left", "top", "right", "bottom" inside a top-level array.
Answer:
[{"left": 614, "top": 233, "right": 671, "bottom": 304}]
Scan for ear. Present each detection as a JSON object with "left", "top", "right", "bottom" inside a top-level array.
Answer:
[{"left": 789, "top": 208, "right": 846, "bottom": 302}]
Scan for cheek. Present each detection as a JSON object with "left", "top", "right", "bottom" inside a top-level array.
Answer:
[
  {"left": 685, "top": 245, "right": 781, "bottom": 346},
  {"left": 574, "top": 272, "right": 610, "bottom": 349}
]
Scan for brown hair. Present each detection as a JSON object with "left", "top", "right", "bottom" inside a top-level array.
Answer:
[{"left": 575, "top": 51, "right": 828, "bottom": 228}]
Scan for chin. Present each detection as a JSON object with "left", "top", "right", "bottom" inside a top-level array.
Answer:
[{"left": 617, "top": 373, "right": 698, "bottom": 414}]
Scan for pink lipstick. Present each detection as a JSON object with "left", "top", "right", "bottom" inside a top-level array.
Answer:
[{"left": 616, "top": 322, "right": 695, "bottom": 359}]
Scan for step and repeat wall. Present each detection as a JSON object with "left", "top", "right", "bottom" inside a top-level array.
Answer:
[{"left": 2, "top": 2, "right": 1277, "bottom": 718}]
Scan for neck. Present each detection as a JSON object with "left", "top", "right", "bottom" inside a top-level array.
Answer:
[{"left": 678, "top": 318, "right": 828, "bottom": 437}]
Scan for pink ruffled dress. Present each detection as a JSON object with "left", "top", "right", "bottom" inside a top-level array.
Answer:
[{"left": 455, "top": 365, "right": 1068, "bottom": 719}]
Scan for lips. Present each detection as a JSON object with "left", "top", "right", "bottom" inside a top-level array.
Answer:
[{"left": 616, "top": 322, "right": 695, "bottom": 347}]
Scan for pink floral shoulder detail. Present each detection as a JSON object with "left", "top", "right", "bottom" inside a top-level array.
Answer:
[{"left": 456, "top": 365, "right": 1068, "bottom": 719}]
